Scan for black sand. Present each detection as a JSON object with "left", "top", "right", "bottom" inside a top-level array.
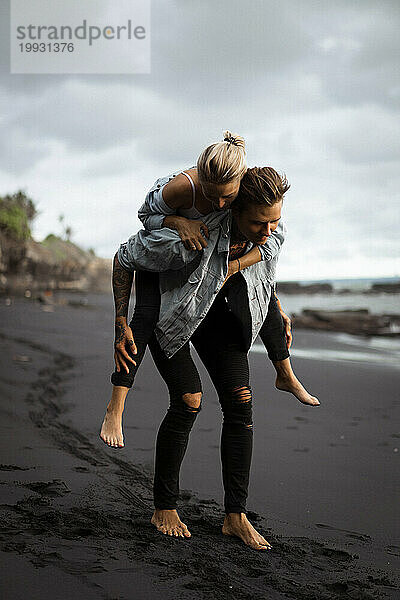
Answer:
[{"left": 0, "top": 293, "right": 399, "bottom": 599}]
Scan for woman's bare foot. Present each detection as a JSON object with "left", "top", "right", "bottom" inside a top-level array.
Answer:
[
  {"left": 100, "top": 409, "right": 124, "bottom": 447},
  {"left": 222, "top": 513, "right": 272, "bottom": 551},
  {"left": 275, "top": 374, "right": 320, "bottom": 406},
  {"left": 273, "top": 358, "right": 320, "bottom": 406},
  {"left": 151, "top": 509, "right": 191, "bottom": 538},
  {"left": 100, "top": 386, "right": 129, "bottom": 448}
]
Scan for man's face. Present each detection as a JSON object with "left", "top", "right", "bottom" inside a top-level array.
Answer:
[
  {"left": 200, "top": 179, "right": 241, "bottom": 211},
  {"left": 233, "top": 201, "right": 282, "bottom": 244}
]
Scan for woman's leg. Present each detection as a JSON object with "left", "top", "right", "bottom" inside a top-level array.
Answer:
[
  {"left": 148, "top": 332, "right": 202, "bottom": 537},
  {"left": 100, "top": 271, "right": 161, "bottom": 447},
  {"left": 259, "top": 293, "right": 319, "bottom": 406}
]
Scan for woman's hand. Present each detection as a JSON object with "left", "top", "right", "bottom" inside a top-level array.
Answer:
[
  {"left": 227, "top": 259, "right": 240, "bottom": 278},
  {"left": 163, "top": 215, "right": 209, "bottom": 251},
  {"left": 280, "top": 310, "right": 292, "bottom": 349},
  {"left": 220, "top": 259, "right": 240, "bottom": 288},
  {"left": 114, "top": 317, "right": 137, "bottom": 373}
]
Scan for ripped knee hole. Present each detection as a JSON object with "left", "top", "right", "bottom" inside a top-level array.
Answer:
[
  {"left": 182, "top": 392, "right": 202, "bottom": 412},
  {"left": 231, "top": 385, "right": 252, "bottom": 403}
]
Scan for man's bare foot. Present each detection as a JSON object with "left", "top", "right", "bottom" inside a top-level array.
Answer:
[
  {"left": 222, "top": 512, "right": 272, "bottom": 551},
  {"left": 275, "top": 374, "right": 320, "bottom": 406},
  {"left": 151, "top": 509, "right": 191, "bottom": 538},
  {"left": 100, "top": 409, "right": 124, "bottom": 448}
]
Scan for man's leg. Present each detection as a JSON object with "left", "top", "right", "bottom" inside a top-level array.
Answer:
[
  {"left": 260, "top": 292, "right": 320, "bottom": 406},
  {"left": 192, "top": 295, "right": 272, "bottom": 550},
  {"left": 100, "top": 271, "right": 161, "bottom": 447},
  {"left": 148, "top": 333, "right": 202, "bottom": 538}
]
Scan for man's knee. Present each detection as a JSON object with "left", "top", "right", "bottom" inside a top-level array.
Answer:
[
  {"left": 221, "top": 385, "right": 253, "bottom": 428},
  {"left": 182, "top": 392, "right": 202, "bottom": 413}
]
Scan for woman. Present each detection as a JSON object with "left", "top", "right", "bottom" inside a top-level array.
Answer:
[
  {"left": 106, "top": 167, "right": 320, "bottom": 550},
  {"left": 101, "top": 133, "right": 318, "bottom": 449}
]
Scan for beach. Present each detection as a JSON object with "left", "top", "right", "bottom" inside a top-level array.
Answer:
[{"left": 0, "top": 292, "right": 399, "bottom": 600}]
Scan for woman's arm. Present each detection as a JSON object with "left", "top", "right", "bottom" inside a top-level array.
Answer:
[
  {"left": 224, "top": 221, "right": 286, "bottom": 276},
  {"left": 112, "top": 252, "right": 137, "bottom": 373},
  {"left": 225, "top": 247, "right": 262, "bottom": 280},
  {"left": 118, "top": 227, "right": 201, "bottom": 273},
  {"left": 138, "top": 174, "right": 209, "bottom": 250}
]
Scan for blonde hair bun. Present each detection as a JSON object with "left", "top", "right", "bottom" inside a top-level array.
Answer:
[
  {"left": 197, "top": 130, "right": 247, "bottom": 184},
  {"left": 222, "top": 130, "right": 246, "bottom": 152}
]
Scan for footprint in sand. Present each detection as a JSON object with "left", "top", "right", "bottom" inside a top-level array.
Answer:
[
  {"left": 0, "top": 464, "right": 30, "bottom": 471},
  {"left": 315, "top": 523, "right": 371, "bottom": 542},
  {"left": 386, "top": 545, "right": 400, "bottom": 557},
  {"left": 24, "top": 479, "right": 71, "bottom": 497}
]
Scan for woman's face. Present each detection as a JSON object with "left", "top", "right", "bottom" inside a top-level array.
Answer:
[
  {"left": 233, "top": 201, "right": 282, "bottom": 245},
  {"left": 200, "top": 178, "right": 241, "bottom": 211}
]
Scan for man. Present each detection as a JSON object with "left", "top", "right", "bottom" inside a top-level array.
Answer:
[{"left": 109, "top": 167, "right": 320, "bottom": 551}]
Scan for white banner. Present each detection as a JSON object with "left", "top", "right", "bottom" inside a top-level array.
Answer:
[{"left": 10, "top": 0, "right": 151, "bottom": 74}]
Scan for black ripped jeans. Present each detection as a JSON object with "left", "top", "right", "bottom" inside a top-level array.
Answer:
[
  {"left": 111, "top": 270, "right": 289, "bottom": 514},
  {"left": 149, "top": 286, "right": 253, "bottom": 514}
]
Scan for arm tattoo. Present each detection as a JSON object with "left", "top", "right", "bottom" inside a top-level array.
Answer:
[
  {"left": 112, "top": 253, "right": 134, "bottom": 318},
  {"left": 114, "top": 321, "right": 125, "bottom": 346}
]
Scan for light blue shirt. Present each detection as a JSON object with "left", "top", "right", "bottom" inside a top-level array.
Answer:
[{"left": 118, "top": 209, "right": 286, "bottom": 358}]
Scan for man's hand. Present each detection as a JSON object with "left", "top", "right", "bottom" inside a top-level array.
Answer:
[
  {"left": 163, "top": 215, "right": 209, "bottom": 251},
  {"left": 280, "top": 310, "right": 292, "bottom": 349},
  {"left": 114, "top": 317, "right": 137, "bottom": 373}
]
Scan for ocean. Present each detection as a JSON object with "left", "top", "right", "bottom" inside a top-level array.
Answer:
[{"left": 277, "top": 276, "right": 400, "bottom": 316}]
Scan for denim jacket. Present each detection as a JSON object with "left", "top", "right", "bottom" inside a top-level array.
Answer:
[
  {"left": 118, "top": 209, "right": 286, "bottom": 358},
  {"left": 137, "top": 168, "right": 285, "bottom": 262}
]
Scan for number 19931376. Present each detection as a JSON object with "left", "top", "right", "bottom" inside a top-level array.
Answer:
[{"left": 19, "top": 42, "right": 74, "bottom": 52}]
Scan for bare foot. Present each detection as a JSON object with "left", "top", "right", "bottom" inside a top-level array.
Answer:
[
  {"left": 151, "top": 509, "right": 191, "bottom": 538},
  {"left": 100, "top": 409, "right": 124, "bottom": 448},
  {"left": 275, "top": 374, "right": 320, "bottom": 406},
  {"left": 222, "top": 512, "right": 272, "bottom": 551}
]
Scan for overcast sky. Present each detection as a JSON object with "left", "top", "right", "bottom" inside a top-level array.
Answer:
[{"left": 1, "top": 0, "right": 399, "bottom": 280}]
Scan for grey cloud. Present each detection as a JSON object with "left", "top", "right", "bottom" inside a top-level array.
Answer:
[
  {"left": 0, "top": 128, "right": 50, "bottom": 175},
  {"left": 308, "top": 3, "right": 400, "bottom": 108}
]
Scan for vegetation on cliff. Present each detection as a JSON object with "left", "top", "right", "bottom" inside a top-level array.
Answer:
[
  {"left": 0, "top": 190, "right": 37, "bottom": 241},
  {"left": 0, "top": 191, "right": 111, "bottom": 294}
]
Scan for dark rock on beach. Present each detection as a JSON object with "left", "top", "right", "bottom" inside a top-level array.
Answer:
[
  {"left": 369, "top": 282, "right": 400, "bottom": 294},
  {"left": 276, "top": 282, "right": 334, "bottom": 294},
  {"left": 292, "top": 308, "right": 400, "bottom": 336}
]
